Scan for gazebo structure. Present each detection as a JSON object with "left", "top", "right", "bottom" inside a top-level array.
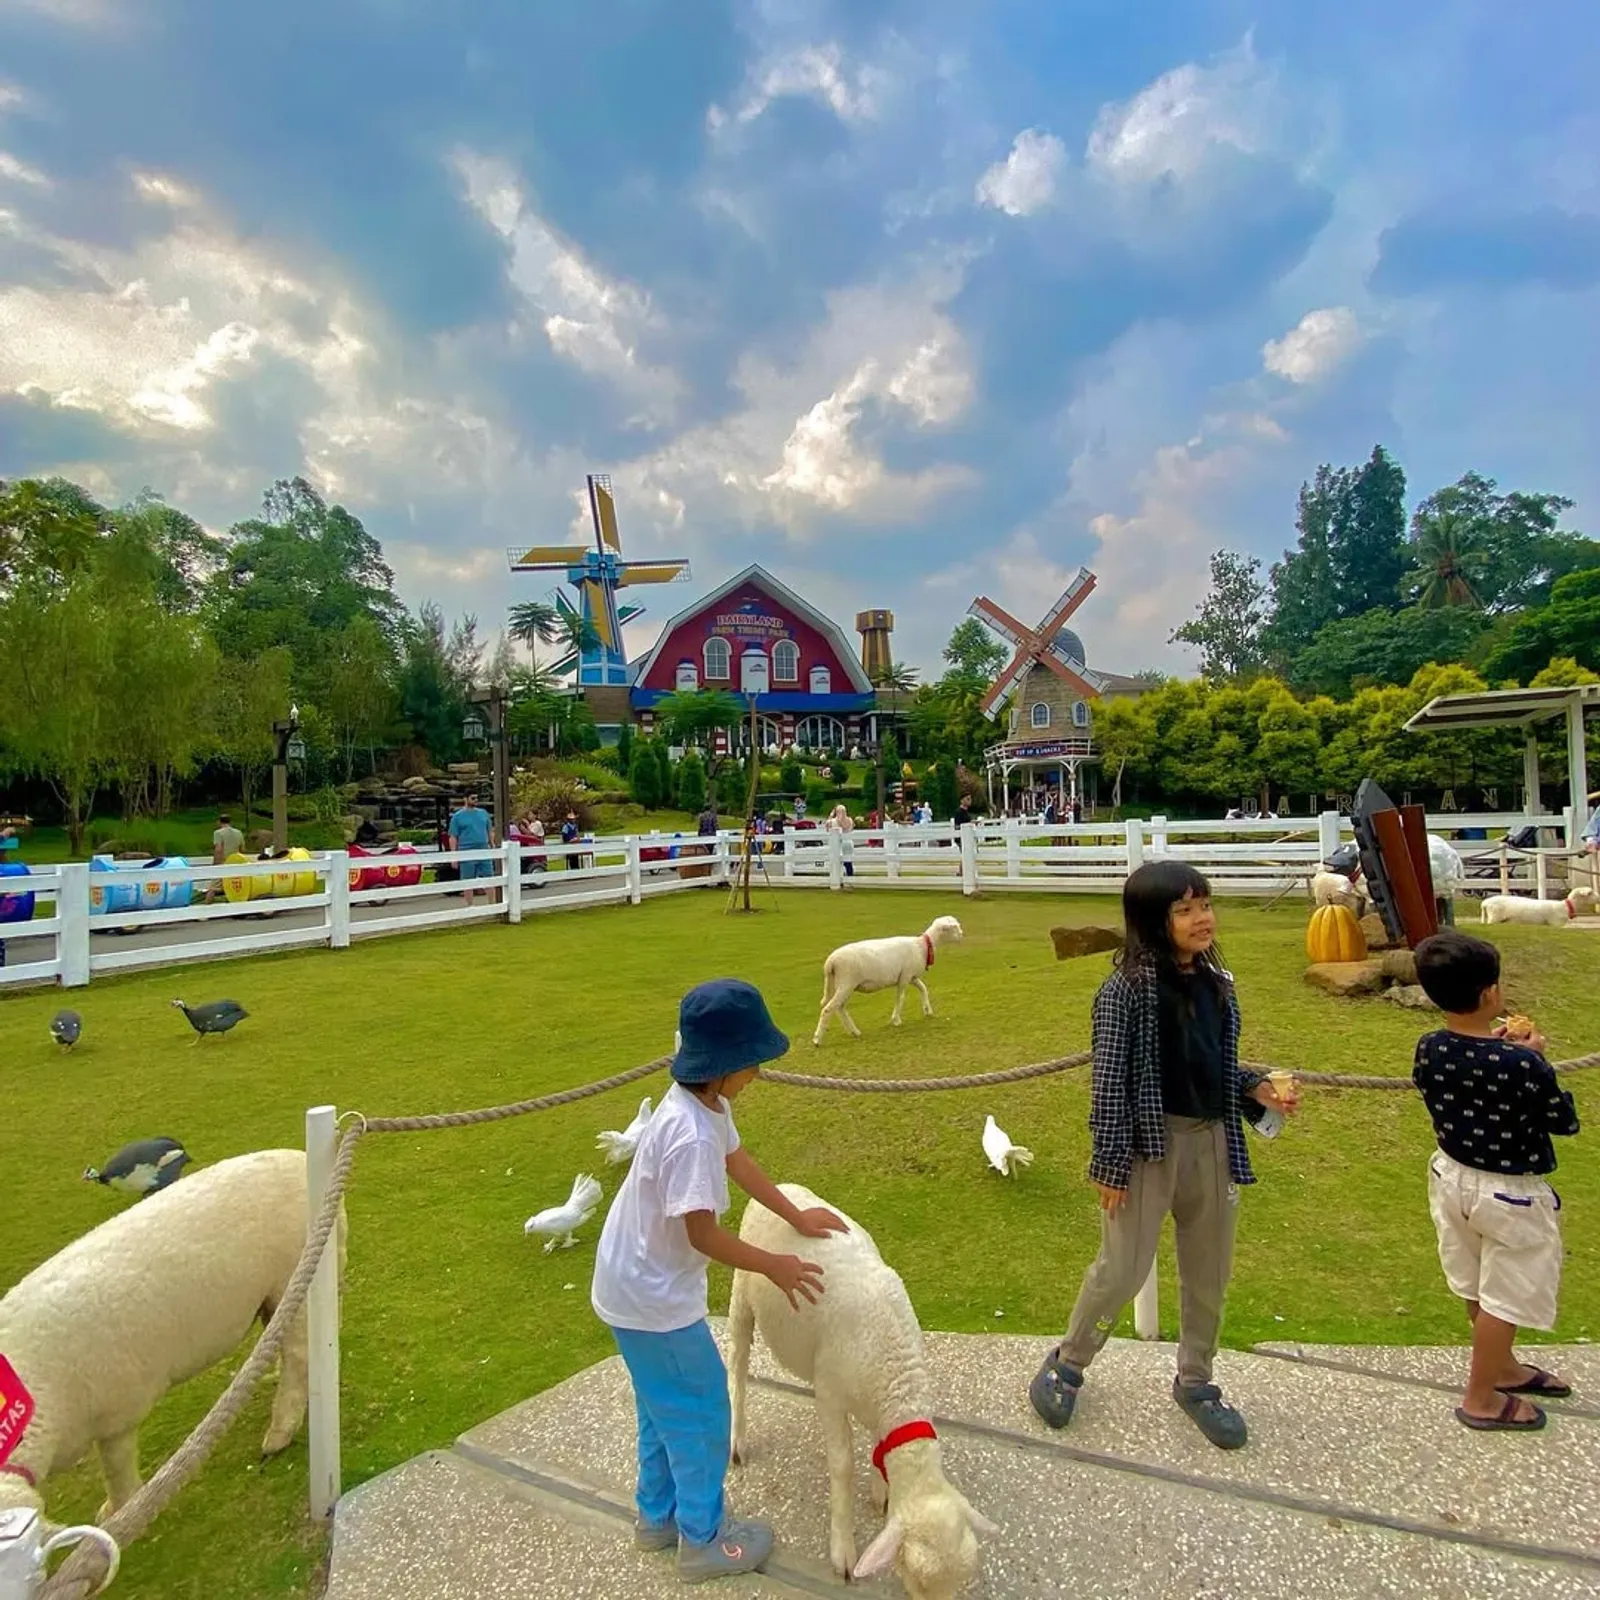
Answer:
[{"left": 1403, "top": 684, "right": 1598, "bottom": 852}]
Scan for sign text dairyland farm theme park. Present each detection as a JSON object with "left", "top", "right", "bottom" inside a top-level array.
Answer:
[{"left": 712, "top": 602, "right": 791, "bottom": 640}]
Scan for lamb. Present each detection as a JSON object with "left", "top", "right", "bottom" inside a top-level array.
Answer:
[
  {"left": 0, "top": 1149, "right": 346, "bottom": 1522},
  {"left": 813, "top": 915, "right": 963, "bottom": 1045},
  {"left": 1310, "top": 870, "right": 1367, "bottom": 914},
  {"left": 728, "top": 1184, "right": 995, "bottom": 1595},
  {"left": 1480, "top": 887, "right": 1597, "bottom": 926}
]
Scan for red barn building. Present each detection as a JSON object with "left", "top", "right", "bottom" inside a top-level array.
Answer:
[{"left": 629, "top": 565, "right": 878, "bottom": 754}]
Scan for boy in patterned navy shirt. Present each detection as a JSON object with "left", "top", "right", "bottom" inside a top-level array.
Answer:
[{"left": 1413, "top": 930, "right": 1581, "bottom": 1433}]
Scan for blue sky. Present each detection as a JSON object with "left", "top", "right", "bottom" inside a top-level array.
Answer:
[{"left": 1, "top": 0, "right": 1596, "bottom": 678}]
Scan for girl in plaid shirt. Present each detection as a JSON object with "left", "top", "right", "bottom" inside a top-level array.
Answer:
[{"left": 1028, "top": 861, "right": 1299, "bottom": 1449}]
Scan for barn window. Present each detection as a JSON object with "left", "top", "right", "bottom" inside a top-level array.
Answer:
[
  {"left": 773, "top": 639, "right": 799, "bottom": 682},
  {"left": 676, "top": 661, "right": 699, "bottom": 691},
  {"left": 703, "top": 637, "right": 730, "bottom": 679},
  {"left": 796, "top": 715, "right": 845, "bottom": 749},
  {"left": 809, "top": 665, "right": 831, "bottom": 694},
  {"left": 740, "top": 649, "right": 769, "bottom": 695},
  {"left": 1072, "top": 700, "right": 1089, "bottom": 728},
  {"left": 1030, "top": 702, "right": 1051, "bottom": 729}
]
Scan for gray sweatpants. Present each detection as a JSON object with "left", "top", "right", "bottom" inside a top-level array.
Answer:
[{"left": 1060, "top": 1116, "right": 1240, "bottom": 1387}]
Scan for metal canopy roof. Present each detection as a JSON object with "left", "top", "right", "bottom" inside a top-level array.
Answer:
[{"left": 1403, "top": 683, "right": 1600, "bottom": 733}]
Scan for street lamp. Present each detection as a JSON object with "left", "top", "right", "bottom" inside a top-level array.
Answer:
[
  {"left": 466, "top": 685, "right": 510, "bottom": 841},
  {"left": 270, "top": 705, "right": 302, "bottom": 851}
]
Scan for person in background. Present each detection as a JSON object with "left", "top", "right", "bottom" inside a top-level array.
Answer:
[
  {"left": 955, "top": 795, "right": 973, "bottom": 829},
  {"left": 826, "top": 802, "right": 855, "bottom": 880},
  {"left": 448, "top": 793, "right": 497, "bottom": 906},
  {"left": 697, "top": 803, "right": 719, "bottom": 838},
  {"left": 1583, "top": 796, "right": 1600, "bottom": 895},
  {"left": 560, "top": 809, "right": 582, "bottom": 870},
  {"left": 204, "top": 812, "right": 244, "bottom": 903}
]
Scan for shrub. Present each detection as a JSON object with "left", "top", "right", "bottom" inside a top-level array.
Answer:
[
  {"left": 715, "top": 759, "right": 747, "bottom": 813},
  {"left": 509, "top": 773, "right": 597, "bottom": 832},
  {"left": 827, "top": 760, "right": 848, "bottom": 785},
  {"left": 628, "top": 738, "right": 666, "bottom": 808},
  {"left": 616, "top": 721, "right": 635, "bottom": 774},
  {"left": 676, "top": 751, "right": 708, "bottom": 813},
  {"left": 779, "top": 755, "right": 803, "bottom": 795}
]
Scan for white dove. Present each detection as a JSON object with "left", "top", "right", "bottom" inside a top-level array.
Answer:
[
  {"left": 982, "top": 1114, "right": 1034, "bottom": 1177},
  {"left": 596, "top": 1096, "right": 654, "bottom": 1164},
  {"left": 524, "top": 1173, "right": 603, "bottom": 1252}
]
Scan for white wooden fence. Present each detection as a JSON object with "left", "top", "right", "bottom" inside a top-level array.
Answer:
[{"left": 0, "top": 808, "right": 1577, "bottom": 991}]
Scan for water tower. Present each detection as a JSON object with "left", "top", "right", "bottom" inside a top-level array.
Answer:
[{"left": 855, "top": 609, "right": 894, "bottom": 681}]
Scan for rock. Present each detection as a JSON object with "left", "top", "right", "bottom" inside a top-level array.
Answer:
[
  {"left": 1379, "top": 948, "right": 1419, "bottom": 986},
  {"left": 1050, "top": 925, "right": 1126, "bottom": 961},
  {"left": 1304, "top": 960, "right": 1389, "bottom": 997},
  {"left": 1360, "top": 912, "right": 1401, "bottom": 951},
  {"left": 1383, "top": 984, "right": 1438, "bottom": 1011}
]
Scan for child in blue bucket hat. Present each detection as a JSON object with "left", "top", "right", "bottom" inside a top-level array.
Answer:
[{"left": 592, "top": 978, "right": 848, "bottom": 1582}]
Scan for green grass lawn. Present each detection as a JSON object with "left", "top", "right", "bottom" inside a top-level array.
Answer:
[{"left": 3, "top": 891, "right": 1597, "bottom": 1599}]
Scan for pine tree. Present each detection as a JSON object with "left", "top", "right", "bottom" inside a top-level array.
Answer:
[{"left": 675, "top": 750, "right": 708, "bottom": 813}]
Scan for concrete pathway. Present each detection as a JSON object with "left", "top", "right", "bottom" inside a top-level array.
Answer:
[{"left": 323, "top": 1328, "right": 1600, "bottom": 1599}]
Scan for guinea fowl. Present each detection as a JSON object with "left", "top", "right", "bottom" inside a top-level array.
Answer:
[
  {"left": 83, "top": 1136, "right": 191, "bottom": 1196},
  {"left": 50, "top": 1009, "right": 82, "bottom": 1049},
  {"left": 172, "top": 998, "right": 249, "bottom": 1041}
]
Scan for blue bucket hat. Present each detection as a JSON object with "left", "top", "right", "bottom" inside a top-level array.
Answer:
[{"left": 671, "top": 979, "right": 790, "bottom": 1085}]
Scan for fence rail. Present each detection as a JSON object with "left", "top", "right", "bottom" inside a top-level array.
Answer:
[{"left": 0, "top": 809, "right": 1588, "bottom": 992}]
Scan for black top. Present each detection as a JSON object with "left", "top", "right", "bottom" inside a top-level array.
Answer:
[
  {"left": 1156, "top": 964, "right": 1227, "bottom": 1120},
  {"left": 1413, "top": 1030, "right": 1580, "bottom": 1175}
]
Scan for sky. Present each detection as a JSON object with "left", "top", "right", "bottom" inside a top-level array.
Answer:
[{"left": 1, "top": 0, "right": 1597, "bottom": 681}]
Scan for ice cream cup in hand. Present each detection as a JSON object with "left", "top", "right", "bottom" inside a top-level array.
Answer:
[{"left": 1267, "top": 1069, "right": 1299, "bottom": 1109}]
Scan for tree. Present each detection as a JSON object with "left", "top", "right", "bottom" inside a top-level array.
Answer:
[
  {"left": 326, "top": 617, "right": 399, "bottom": 779},
  {"left": 398, "top": 603, "right": 469, "bottom": 761},
  {"left": 1288, "top": 605, "right": 1489, "bottom": 698},
  {"left": 779, "top": 754, "right": 803, "bottom": 796},
  {"left": 0, "top": 476, "right": 106, "bottom": 592},
  {"left": 1170, "top": 550, "right": 1267, "bottom": 680},
  {"left": 940, "top": 618, "right": 1007, "bottom": 688},
  {"left": 1263, "top": 447, "right": 1407, "bottom": 662},
  {"left": 1404, "top": 508, "right": 1487, "bottom": 609},
  {"left": 629, "top": 737, "right": 665, "bottom": 808},
  {"left": 616, "top": 719, "right": 635, "bottom": 774},
  {"left": 1482, "top": 569, "right": 1600, "bottom": 681},
  {"left": 675, "top": 751, "right": 708, "bottom": 813},
  {"left": 926, "top": 756, "right": 959, "bottom": 820},
  {"left": 508, "top": 601, "right": 562, "bottom": 662},
  {"left": 714, "top": 757, "right": 746, "bottom": 812},
  {"left": 207, "top": 648, "right": 294, "bottom": 823},
  {"left": 649, "top": 689, "right": 745, "bottom": 753}
]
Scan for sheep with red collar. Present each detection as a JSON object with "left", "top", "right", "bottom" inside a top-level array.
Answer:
[
  {"left": 0, "top": 1149, "right": 346, "bottom": 1523},
  {"left": 1480, "top": 887, "right": 1597, "bottom": 926},
  {"left": 812, "top": 915, "right": 963, "bottom": 1045},
  {"left": 729, "top": 1184, "right": 995, "bottom": 1594}
]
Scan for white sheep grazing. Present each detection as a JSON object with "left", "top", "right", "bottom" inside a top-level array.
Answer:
[
  {"left": 1310, "top": 870, "right": 1367, "bottom": 914},
  {"left": 728, "top": 1184, "right": 995, "bottom": 1595},
  {"left": 1480, "top": 887, "right": 1598, "bottom": 926},
  {"left": 0, "top": 1149, "right": 346, "bottom": 1522},
  {"left": 813, "top": 915, "right": 963, "bottom": 1045}
]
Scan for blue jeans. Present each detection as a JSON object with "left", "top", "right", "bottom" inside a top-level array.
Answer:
[{"left": 610, "top": 1320, "right": 730, "bottom": 1545}]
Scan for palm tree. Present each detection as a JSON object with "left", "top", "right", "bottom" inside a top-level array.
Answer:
[
  {"left": 1406, "top": 511, "right": 1488, "bottom": 609},
  {"left": 507, "top": 601, "right": 562, "bottom": 663}
]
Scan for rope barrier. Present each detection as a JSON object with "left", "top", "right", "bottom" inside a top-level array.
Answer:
[{"left": 35, "top": 1039, "right": 1600, "bottom": 1597}]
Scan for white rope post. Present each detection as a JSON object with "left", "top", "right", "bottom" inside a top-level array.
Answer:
[
  {"left": 959, "top": 823, "right": 979, "bottom": 896},
  {"left": 1133, "top": 1262, "right": 1160, "bottom": 1339},
  {"left": 1124, "top": 818, "right": 1144, "bottom": 877},
  {"left": 1317, "top": 810, "right": 1341, "bottom": 863},
  {"left": 1005, "top": 818, "right": 1021, "bottom": 881},
  {"left": 827, "top": 829, "right": 844, "bottom": 891},
  {"left": 504, "top": 840, "right": 523, "bottom": 922},
  {"left": 625, "top": 837, "right": 643, "bottom": 906},
  {"left": 305, "top": 1105, "right": 342, "bottom": 1522},
  {"left": 328, "top": 851, "right": 351, "bottom": 949}
]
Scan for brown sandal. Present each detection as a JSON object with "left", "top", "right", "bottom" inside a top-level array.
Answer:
[
  {"left": 1498, "top": 1367, "right": 1572, "bottom": 1399},
  {"left": 1456, "top": 1394, "right": 1547, "bottom": 1432}
]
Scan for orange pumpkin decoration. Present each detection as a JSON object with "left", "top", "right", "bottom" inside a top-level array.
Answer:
[{"left": 1307, "top": 903, "right": 1367, "bottom": 964}]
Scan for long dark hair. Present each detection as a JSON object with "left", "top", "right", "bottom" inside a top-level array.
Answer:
[{"left": 1115, "top": 859, "right": 1228, "bottom": 985}]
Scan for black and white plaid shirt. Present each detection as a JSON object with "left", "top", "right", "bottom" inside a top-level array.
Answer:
[{"left": 1087, "top": 961, "right": 1264, "bottom": 1190}]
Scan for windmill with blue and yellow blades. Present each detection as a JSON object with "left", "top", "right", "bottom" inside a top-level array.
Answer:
[{"left": 509, "top": 475, "right": 691, "bottom": 687}]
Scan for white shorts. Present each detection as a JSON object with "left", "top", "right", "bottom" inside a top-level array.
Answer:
[{"left": 1427, "top": 1151, "right": 1564, "bottom": 1331}]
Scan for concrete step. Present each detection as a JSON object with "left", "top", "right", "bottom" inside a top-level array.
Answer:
[{"left": 324, "top": 1331, "right": 1600, "bottom": 1599}]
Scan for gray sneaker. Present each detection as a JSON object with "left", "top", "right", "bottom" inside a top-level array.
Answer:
[
  {"left": 1173, "top": 1378, "right": 1248, "bottom": 1449},
  {"left": 635, "top": 1516, "right": 678, "bottom": 1552},
  {"left": 677, "top": 1518, "right": 774, "bottom": 1583}
]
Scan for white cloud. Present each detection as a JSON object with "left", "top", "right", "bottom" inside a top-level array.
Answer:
[
  {"left": 0, "top": 83, "right": 27, "bottom": 114},
  {"left": 131, "top": 170, "right": 202, "bottom": 209},
  {"left": 452, "top": 149, "right": 681, "bottom": 426},
  {"left": 975, "top": 129, "right": 1066, "bottom": 217},
  {"left": 0, "top": 0, "right": 129, "bottom": 27},
  {"left": 711, "top": 42, "right": 885, "bottom": 130},
  {"left": 1261, "top": 306, "right": 1364, "bottom": 383},
  {"left": 0, "top": 151, "right": 49, "bottom": 187},
  {"left": 1086, "top": 38, "right": 1286, "bottom": 185}
]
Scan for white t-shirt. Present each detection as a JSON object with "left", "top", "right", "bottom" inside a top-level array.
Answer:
[{"left": 591, "top": 1083, "right": 741, "bottom": 1333}]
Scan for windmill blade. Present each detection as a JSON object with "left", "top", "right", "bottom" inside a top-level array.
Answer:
[
  {"left": 554, "top": 590, "right": 580, "bottom": 618},
  {"left": 617, "top": 602, "right": 646, "bottom": 626},
  {"left": 576, "top": 578, "right": 619, "bottom": 651},
  {"left": 1036, "top": 570, "right": 1097, "bottom": 642},
  {"left": 512, "top": 544, "right": 590, "bottom": 570},
  {"left": 548, "top": 649, "right": 579, "bottom": 676},
  {"left": 967, "top": 596, "right": 1032, "bottom": 650},
  {"left": 979, "top": 648, "right": 1035, "bottom": 718},
  {"left": 616, "top": 560, "right": 692, "bottom": 588},
  {"left": 588, "top": 475, "right": 622, "bottom": 553},
  {"left": 1032, "top": 651, "right": 1102, "bottom": 699}
]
